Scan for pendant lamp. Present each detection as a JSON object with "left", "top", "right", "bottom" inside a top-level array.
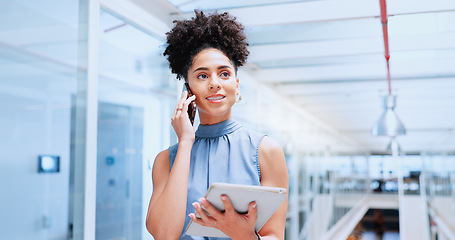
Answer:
[
  {"left": 371, "top": 0, "right": 406, "bottom": 137},
  {"left": 371, "top": 95, "right": 406, "bottom": 136}
]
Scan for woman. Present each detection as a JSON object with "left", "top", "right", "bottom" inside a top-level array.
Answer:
[{"left": 146, "top": 10, "right": 288, "bottom": 240}]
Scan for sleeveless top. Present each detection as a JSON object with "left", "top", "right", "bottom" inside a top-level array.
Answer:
[{"left": 168, "top": 118, "right": 266, "bottom": 240}]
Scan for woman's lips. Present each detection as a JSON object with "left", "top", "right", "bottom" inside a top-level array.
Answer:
[{"left": 206, "top": 94, "right": 225, "bottom": 103}]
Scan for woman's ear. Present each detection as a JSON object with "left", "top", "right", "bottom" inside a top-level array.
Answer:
[{"left": 236, "top": 78, "right": 240, "bottom": 93}]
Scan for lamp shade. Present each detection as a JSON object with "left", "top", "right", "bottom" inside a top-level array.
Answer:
[{"left": 371, "top": 95, "right": 406, "bottom": 136}]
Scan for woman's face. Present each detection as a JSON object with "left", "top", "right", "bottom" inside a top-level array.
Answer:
[{"left": 186, "top": 48, "right": 239, "bottom": 125}]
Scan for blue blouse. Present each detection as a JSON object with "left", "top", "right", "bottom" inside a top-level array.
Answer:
[{"left": 169, "top": 118, "right": 265, "bottom": 239}]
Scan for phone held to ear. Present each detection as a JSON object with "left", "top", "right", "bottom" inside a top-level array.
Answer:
[{"left": 185, "top": 83, "right": 196, "bottom": 125}]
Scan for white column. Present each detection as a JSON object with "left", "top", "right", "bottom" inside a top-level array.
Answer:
[
  {"left": 73, "top": 0, "right": 99, "bottom": 239},
  {"left": 84, "top": 1, "right": 99, "bottom": 239}
]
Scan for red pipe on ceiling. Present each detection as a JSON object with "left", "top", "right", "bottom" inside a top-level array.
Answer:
[{"left": 379, "top": 0, "right": 392, "bottom": 94}]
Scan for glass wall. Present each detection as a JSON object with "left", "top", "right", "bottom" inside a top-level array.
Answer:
[
  {"left": 0, "top": 1, "right": 174, "bottom": 239},
  {"left": 95, "top": 8, "right": 174, "bottom": 240},
  {"left": 424, "top": 153, "right": 455, "bottom": 240},
  {"left": 0, "top": 1, "right": 81, "bottom": 239}
]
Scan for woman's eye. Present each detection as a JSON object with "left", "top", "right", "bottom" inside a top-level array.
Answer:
[
  {"left": 197, "top": 73, "right": 208, "bottom": 79},
  {"left": 220, "top": 72, "right": 230, "bottom": 78}
]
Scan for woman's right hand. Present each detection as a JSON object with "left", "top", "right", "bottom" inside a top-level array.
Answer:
[{"left": 171, "top": 91, "right": 197, "bottom": 143}]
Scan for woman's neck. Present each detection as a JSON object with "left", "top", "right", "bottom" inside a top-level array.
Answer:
[{"left": 198, "top": 112, "right": 231, "bottom": 125}]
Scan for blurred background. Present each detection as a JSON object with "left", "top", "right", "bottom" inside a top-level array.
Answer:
[{"left": 0, "top": 0, "right": 454, "bottom": 239}]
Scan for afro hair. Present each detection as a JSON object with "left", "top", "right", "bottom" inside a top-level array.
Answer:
[{"left": 163, "top": 10, "right": 249, "bottom": 80}]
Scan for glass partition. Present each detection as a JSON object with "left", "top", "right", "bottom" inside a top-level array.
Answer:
[
  {"left": 0, "top": 0, "right": 83, "bottom": 239},
  {"left": 423, "top": 153, "right": 455, "bottom": 239},
  {"left": 95, "top": 8, "right": 174, "bottom": 240}
]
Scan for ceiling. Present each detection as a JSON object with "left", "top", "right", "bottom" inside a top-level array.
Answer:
[
  {"left": 133, "top": 0, "right": 455, "bottom": 154},
  {"left": 1, "top": 0, "right": 454, "bottom": 154}
]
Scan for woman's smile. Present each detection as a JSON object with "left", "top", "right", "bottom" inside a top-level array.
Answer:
[{"left": 206, "top": 94, "right": 226, "bottom": 103}]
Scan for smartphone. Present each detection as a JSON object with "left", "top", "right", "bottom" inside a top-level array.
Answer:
[{"left": 185, "top": 82, "right": 196, "bottom": 125}]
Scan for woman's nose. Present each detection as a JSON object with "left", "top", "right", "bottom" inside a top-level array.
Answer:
[{"left": 209, "top": 74, "right": 221, "bottom": 89}]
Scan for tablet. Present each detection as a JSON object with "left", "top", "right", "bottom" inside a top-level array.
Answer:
[{"left": 185, "top": 183, "right": 287, "bottom": 238}]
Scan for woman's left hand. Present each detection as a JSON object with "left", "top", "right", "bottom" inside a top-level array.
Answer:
[{"left": 189, "top": 195, "right": 258, "bottom": 240}]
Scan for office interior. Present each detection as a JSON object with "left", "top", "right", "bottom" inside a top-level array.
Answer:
[{"left": 1, "top": 0, "right": 454, "bottom": 239}]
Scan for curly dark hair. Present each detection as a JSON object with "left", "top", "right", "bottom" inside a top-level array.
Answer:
[{"left": 163, "top": 10, "right": 249, "bottom": 80}]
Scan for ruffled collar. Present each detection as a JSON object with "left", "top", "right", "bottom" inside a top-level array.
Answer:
[{"left": 195, "top": 118, "right": 242, "bottom": 138}]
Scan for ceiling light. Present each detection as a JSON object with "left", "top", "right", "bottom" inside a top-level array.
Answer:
[
  {"left": 372, "top": 95, "right": 406, "bottom": 137},
  {"left": 372, "top": 0, "right": 406, "bottom": 137}
]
